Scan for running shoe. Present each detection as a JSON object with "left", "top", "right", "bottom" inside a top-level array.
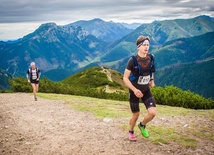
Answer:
[
  {"left": 129, "top": 132, "right": 137, "bottom": 141},
  {"left": 138, "top": 124, "right": 149, "bottom": 137},
  {"left": 35, "top": 97, "right": 37, "bottom": 101}
]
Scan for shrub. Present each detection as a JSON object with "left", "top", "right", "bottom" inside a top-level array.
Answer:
[
  {"left": 8, "top": 76, "right": 31, "bottom": 92},
  {"left": 151, "top": 85, "right": 214, "bottom": 109},
  {"left": 9, "top": 77, "right": 214, "bottom": 109}
]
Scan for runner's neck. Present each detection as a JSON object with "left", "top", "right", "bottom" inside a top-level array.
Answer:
[{"left": 137, "top": 52, "right": 147, "bottom": 58}]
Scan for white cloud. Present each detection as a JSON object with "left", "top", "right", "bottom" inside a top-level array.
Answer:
[{"left": 0, "top": 22, "right": 42, "bottom": 40}]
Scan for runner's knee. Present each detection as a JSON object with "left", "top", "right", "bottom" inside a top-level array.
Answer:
[{"left": 148, "top": 107, "right": 156, "bottom": 118}]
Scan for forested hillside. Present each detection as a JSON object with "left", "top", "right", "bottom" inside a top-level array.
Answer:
[
  {"left": 153, "top": 31, "right": 214, "bottom": 68},
  {"left": 155, "top": 59, "right": 214, "bottom": 99}
]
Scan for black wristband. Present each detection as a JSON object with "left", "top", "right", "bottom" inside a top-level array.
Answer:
[{"left": 150, "top": 78, "right": 154, "bottom": 81}]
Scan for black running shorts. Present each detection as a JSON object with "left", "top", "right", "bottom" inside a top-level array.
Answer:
[
  {"left": 30, "top": 79, "right": 39, "bottom": 84},
  {"left": 129, "top": 89, "right": 156, "bottom": 113}
]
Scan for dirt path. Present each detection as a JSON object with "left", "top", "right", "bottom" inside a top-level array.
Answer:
[
  {"left": 101, "top": 66, "right": 113, "bottom": 82},
  {"left": 0, "top": 93, "right": 213, "bottom": 155}
]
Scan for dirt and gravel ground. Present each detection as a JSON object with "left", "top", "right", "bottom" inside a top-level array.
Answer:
[{"left": 0, "top": 93, "right": 213, "bottom": 155}]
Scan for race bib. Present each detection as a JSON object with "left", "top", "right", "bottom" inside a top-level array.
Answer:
[
  {"left": 31, "top": 70, "right": 37, "bottom": 80},
  {"left": 137, "top": 75, "right": 150, "bottom": 85}
]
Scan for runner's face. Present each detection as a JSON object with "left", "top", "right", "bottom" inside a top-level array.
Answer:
[
  {"left": 139, "top": 43, "right": 150, "bottom": 54},
  {"left": 31, "top": 65, "right": 36, "bottom": 69}
]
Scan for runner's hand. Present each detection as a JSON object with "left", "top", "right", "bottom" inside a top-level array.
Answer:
[
  {"left": 134, "top": 89, "right": 143, "bottom": 98},
  {"left": 27, "top": 79, "right": 30, "bottom": 83}
]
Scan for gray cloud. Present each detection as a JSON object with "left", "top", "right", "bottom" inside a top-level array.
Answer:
[
  {"left": 0, "top": 0, "right": 213, "bottom": 23},
  {"left": 0, "top": 0, "right": 213, "bottom": 40}
]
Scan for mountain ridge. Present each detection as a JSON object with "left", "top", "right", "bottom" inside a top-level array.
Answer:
[
  {"left": 100, "top": 15, "right": 214, "bottom": 65},
  {"left": 67, "top": 18, "right": 133, "bottom": 42},
  {"left": 0, "top": 15, "right": 214, "bottom": 99}
]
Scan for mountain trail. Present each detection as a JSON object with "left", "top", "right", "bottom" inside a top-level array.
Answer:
[
  {"left": 101, "top": 66, "right": 113, "bottom": 82},
  {"left": 0, "top": 93, "right": 213, "bottom": 155}
]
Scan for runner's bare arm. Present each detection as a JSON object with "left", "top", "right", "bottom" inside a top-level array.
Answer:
[
  {"left": 149, "top": 73, "right": 155, "bottom": 88},
  {"left": 26, "top": 73, "right": 30, "bottom": 82},
  {"left": 123, "top": 69, "right": 143, "bottom": 98}
]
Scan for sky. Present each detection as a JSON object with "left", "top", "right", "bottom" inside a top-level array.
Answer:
[{"left": 0, "top": 0, "right": 214, "bottom": 40}]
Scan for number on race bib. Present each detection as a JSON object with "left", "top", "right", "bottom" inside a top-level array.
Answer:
[{"left": 137, "top": 75, "right": 150, "bottom": 85}]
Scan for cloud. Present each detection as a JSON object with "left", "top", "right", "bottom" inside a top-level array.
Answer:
[
  {"left": 1, "top": 0, "right": 213, "bottom": 23},
  {"left": 0, "top": 0, "right": 213, "bottom": 40}
]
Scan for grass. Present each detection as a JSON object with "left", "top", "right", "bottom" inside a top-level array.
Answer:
[
  {"left": 38, "top": 93, "right": 130, "bottom": 119},
  {"left": 37, "top": 93, "right": 214, "bottom": 147},
  {"left": 147, "top": 125, "right": 176, "bottom": 145},
  {"left": 156, "top": 104, "right": 193, "bottom": 116},
  {"left": 177, "top": 135, "right": 199, "bottom": 147}
]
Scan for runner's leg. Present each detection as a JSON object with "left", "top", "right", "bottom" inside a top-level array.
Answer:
[
  {"left": 141, "top": 90, "right": 156, "bottom": 125},
  {"left": 142, "top": 107, "right": 156, "bottom": 125},
  {"left": 129, "top": 112, "right": 140, "bottom": 131},
  {"left": 31, "top": 83, "right": 37, "bottom": 99},
  {"left": 129, "top": 91, "right": 140, "bottom": 131},
  {"left": 35, "top": 83, "right": 39, "bottom": 93}
]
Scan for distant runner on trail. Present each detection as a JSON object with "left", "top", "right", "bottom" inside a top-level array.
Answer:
[
  {"left": 123, "top": 36, "right": 156, "bottom": 141},
  {"left": 26, "top": 62, "right": 41, "bottom": 101}
]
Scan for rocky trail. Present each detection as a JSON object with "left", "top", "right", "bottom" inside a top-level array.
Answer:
[{"left": 0, "top": 93, "right": 213, "bottom": 155}]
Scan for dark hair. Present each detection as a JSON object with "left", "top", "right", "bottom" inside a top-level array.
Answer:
[{"left": 136, "top": 36, "right": 150, "bottom": 46}]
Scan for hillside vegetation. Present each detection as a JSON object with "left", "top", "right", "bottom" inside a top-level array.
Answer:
[
  {"left": 62, "top": 66, "right": 126, "bottom": 92},
  {"left": 8, "top": 66, "right": 214, "bottom": 109},
  {"left": 156, "top": 59, "right": 214, "bottom": 99},
  {"left": 153, "top": 31, "right": 214, "bottom": 69}
]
